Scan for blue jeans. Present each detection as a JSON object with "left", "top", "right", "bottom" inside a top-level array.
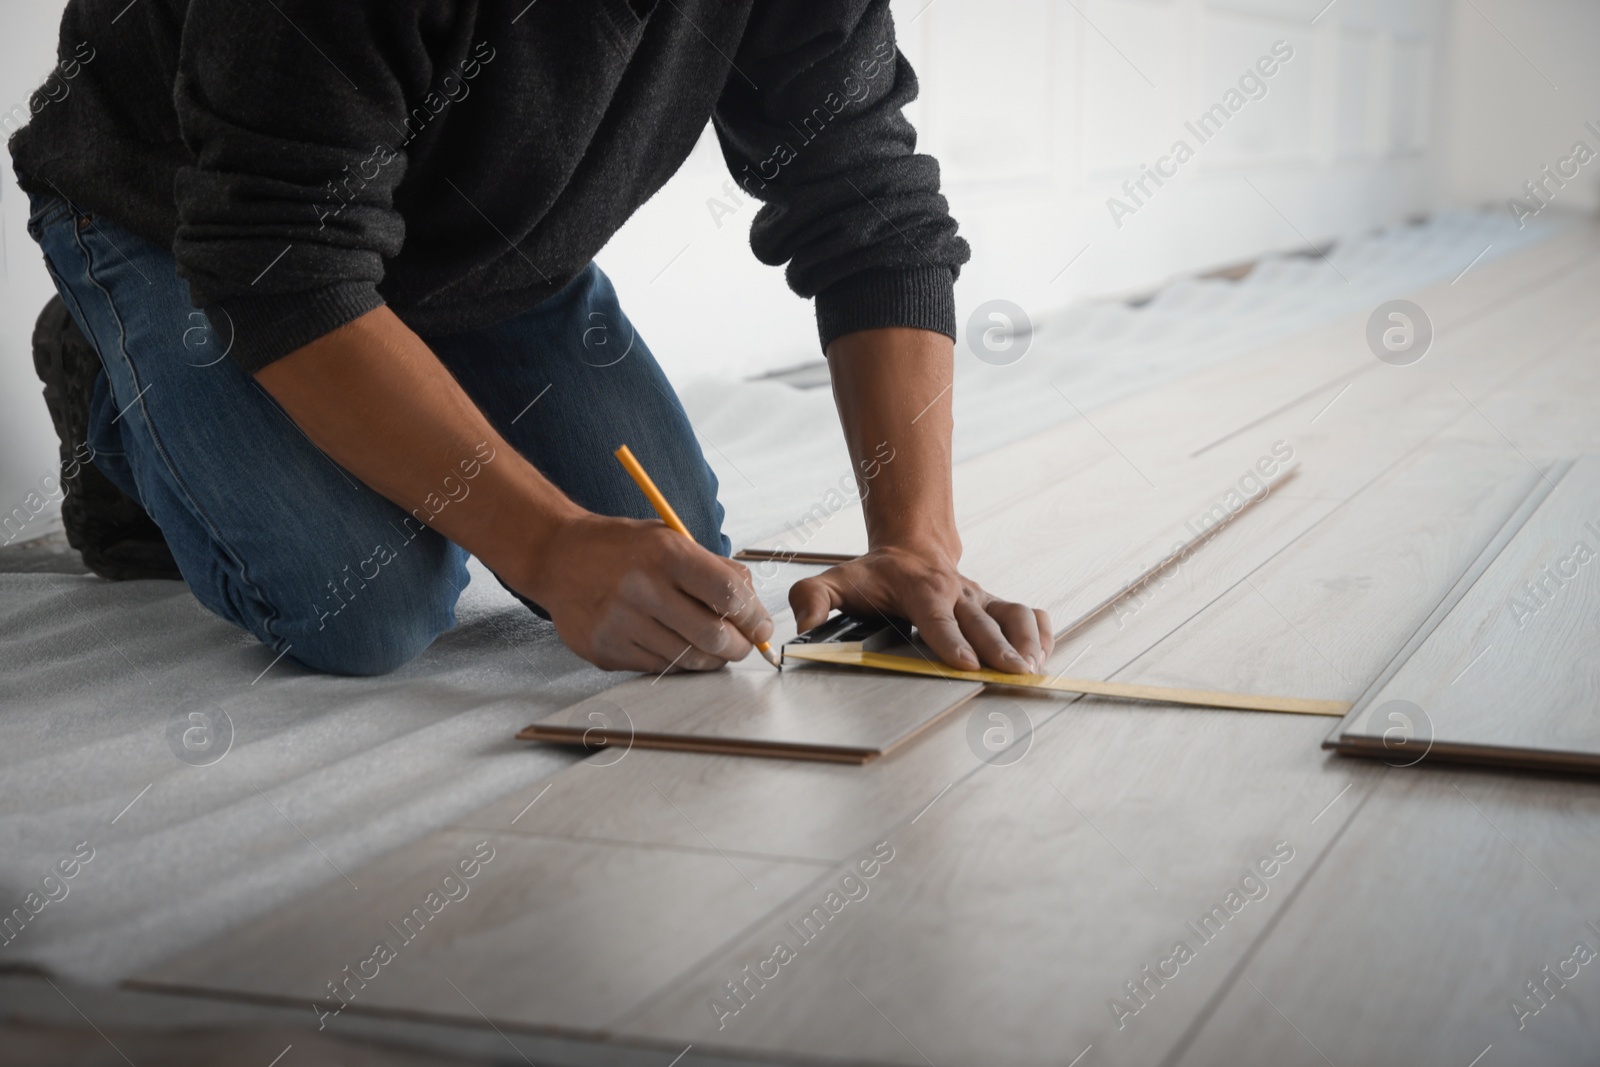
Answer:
[{"left": 26, "top": 191, "right": 728, "bottom": 676}]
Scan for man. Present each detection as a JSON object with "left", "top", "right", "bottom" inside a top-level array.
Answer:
[{"left": 12, "top": 0, "right": 1053, "bottom": 677}]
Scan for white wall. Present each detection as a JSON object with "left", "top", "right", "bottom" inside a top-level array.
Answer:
[
  {"left": 1, "top": 0, "right": 1593, "bottom": 527},
  {"left": 1438, "top": 0, "right": 1600, "bottom": 219},
  {"left": 0, "top": 0, "right": 73, "bottom": 541},
  {"left": 606, "top": 0, "right": 1460, "bottom": 379}
]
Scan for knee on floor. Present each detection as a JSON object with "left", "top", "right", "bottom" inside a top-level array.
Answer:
[
  {"left": 266, "top": 560, "right": 466, "bottom": 678},
  {"left": 285, "top": 616, "right": 437, "bottom": 677}
]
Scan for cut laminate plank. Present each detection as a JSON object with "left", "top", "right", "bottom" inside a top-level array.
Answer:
[
  {"left": 468, "top": 453, "right": 1357, "bottom": 868},
  {"left": 475, "top": 485, "right": 1340, "bottom": 866},
  {"left": 601, "top": 407, "right": 1563, "bottom": 1065},
  {"left": 1170, "top": 767, "right": 1600, "bottom": 1067},
  {"left": 1329, "top": 455, "right": 1600, "bottom": 773},
  {"left": 475, "top": 700, "right": 1047, "bottom": 863},
  {"left": 132, "top": 828, "right": 825, "bottom": 1035},
  {"left": 540, "top": 232, "right": 1596, "bottom": 1065},
  {"left": 123, "top": 229, "right": 1600, "bottom": 1067},
  {"left": 517, "top": 655, "right": 983, "bottom": 764},
  {"left": 522, "top": 448, "right": 1309, "bottom": 766}
]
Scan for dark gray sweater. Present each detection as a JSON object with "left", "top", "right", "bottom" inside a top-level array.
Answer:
[{"left": 10, "top": 0, "right": 969, "bottom": 374}]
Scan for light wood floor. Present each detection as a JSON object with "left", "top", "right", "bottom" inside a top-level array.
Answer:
[{"left": 130, "top": 229, "right": 1600, "bottom": 1066}]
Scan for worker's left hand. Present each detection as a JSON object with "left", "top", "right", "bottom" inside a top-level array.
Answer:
[{"left": 788, "top": 544, "right": 1054, "bottom": 674}]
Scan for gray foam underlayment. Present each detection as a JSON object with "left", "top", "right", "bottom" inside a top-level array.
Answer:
[{"left": 0, "top": 208, "right": 1563, "bottom": 986}]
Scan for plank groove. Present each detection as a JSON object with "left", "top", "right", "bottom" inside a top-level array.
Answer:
[
  {"left": 115, "top": 227, "right": 1600, "bottom": 1067},
  {"left": 1331, "top": 455, "right": 1600, "bottom": 772}
]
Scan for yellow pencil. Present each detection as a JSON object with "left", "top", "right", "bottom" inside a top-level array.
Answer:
[{"left": 614, "top": 444, "right": 782, "bottom": 671}]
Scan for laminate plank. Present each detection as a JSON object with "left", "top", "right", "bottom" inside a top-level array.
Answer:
[
  {"left": 956, "top": 455, "right": 1320, "bottom": 636},
  {"left": 125, "top": 229, "right": 1600, "bottom": 1065},
  {"left": 1330, "top": 455, "right": 1600, "bottom": 771},
  {"left": 1114, "top": 431, "right": 1546, "bottom": 704},
  {"left": 1169, "top": 766, "right": 1600, "bottom": 1067},
  {"left": 1142, "top": 233, "right": 1600, "bottom": 466},
  {"left": 132, "top": 828, "right": 826, "bottom": 1036},
  {"left": 735, "top": 231, "right": 1600, "bottom": 562},
  {"left": 506, "top": 344, "right": 1509, "bottom": 864},
  {"left": 486, "top": 243, "right": 1600, "bottom": 1059},
  {"left": 472, "top": 487, "right": 1340, "bottom": 864},
  {"left": 515, "top": 642, "right": 983, "bottom": 764},
  {"left": 611, "top": 695, "right": 1361, "bottom": 1067},
  {"left": 1465, "top": 319, "right": 1600, "bottom": 459},
  {"left": 601, "top": 408, "right": 1556, "bottom": 1065},
  {"left": 733, "top": 254, "right": 1600, "bottom": 704}
]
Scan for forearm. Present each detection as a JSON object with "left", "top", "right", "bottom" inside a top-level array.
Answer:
[
  {"left": 824, "top": 326, "right": 960, "bottom": 561},
  {"left": 253, "top": 306, "right": 582, "bottom": 592}
]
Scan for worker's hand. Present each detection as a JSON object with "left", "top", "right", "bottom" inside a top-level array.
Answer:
[
  {"left": 519, "top": 514, "right": 774, "bottom": 673},
  {"left": 789, "top": 544, "right": 1053, "bottom": 674}
]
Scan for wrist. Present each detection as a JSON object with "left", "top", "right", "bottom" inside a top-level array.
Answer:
[
  {"left": 867, "top": 525, "right": 962, "bottom": 567},
  {"left": 474, "top": 470, "right": 589, "bottom": 598}
]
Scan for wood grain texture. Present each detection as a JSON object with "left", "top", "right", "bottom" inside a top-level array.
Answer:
[
  {"left": 118, "top": 229, "right": 1600, "bottom": 1067},
  {"left": 1170, "top": 766, "right": 1600, "bottom": 1067},
  {"left": 1333, "top": 455, "right": 1600, "bottom": 771},
  {"left": 613, "top": 696, "right": 1364, "bottom": 1067},
  {"left": 1463, "top": 319, "right": 1600, "bottom": 466},
  {"left": 133, "top": 828, "right": 827, "bottom": 1035},
  {"left": 517, "top": 657, "right": 982, "bottom": 765},
  {"left": 1116, "top": 430, "right": 1547, "bottom": 705},
  {"left": 734, "top": 229, "right": 1600, "bottom": 562},
  {"left": 603, "top": 396, "right": 1565, "bottom": 1065},
  {"left": 475, "top": 461, "right": 1357, "bottom": 867}
]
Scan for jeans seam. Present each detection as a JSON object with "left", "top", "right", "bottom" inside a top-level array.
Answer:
[
  {"left": 37, "top": 254, "right": 126, "bottom": 464},
  {"left": 27, "top": 197, "right": 76, "bottom": 239},
  {"left": 70, "top": 218, "right": 290, "bottom": 649}
]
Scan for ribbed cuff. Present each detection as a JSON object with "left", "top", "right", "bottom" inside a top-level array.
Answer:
[
  {"left": 213, "top": 282, "right": 387, "bottom": 374},
  {"left": 814, "top": 265, "right": 957, "bottom": 352}
]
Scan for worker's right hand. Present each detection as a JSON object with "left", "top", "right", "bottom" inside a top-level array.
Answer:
[{"left": 516, "top": 514, "right": 775, "bottom": 673}]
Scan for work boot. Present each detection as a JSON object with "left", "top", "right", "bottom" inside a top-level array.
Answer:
[{"left": 31, "top": 297, "right": 181, "bottom": 581}]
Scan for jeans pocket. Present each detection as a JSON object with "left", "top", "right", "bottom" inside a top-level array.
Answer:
[{"left": 24, "top": 191, "right": 83, "bottom": 242}]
